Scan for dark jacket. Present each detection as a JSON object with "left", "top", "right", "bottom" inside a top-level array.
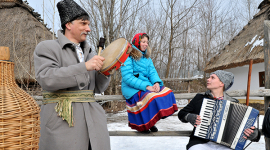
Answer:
[
  {"left": 178, "top": 91, "right": 238, "bottom": 150},
  {"left": 262, "top": 104, "right": 270, "bottom": 138}
]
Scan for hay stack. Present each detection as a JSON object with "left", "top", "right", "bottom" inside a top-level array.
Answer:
[{"left": 0, "top": 0, "right": 55, "bottom": 84}]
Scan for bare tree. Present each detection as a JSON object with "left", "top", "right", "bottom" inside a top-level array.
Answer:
[
  {"left": 41, "top": 0, "right": 59, "bottom": 39},
  {"left": 196, "top": 0, "right": 235, "bottom": 71},
  {"left": 78, "top": 0, "right": 151, "bottom": 94},
  {"left": 158, "top": 0, "right": 198, "bottom": 78},
  {"left": 237, "top": 0, "right": 260, "bottom": 22}
]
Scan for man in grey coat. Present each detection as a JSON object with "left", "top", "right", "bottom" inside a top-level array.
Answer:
[{"left": 34, "top": 0, "right": 110, "bottom": 149}]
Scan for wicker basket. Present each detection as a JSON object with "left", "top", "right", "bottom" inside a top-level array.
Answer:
[{"left": 0, "top": 47, "right": 40, "bottom": 149}]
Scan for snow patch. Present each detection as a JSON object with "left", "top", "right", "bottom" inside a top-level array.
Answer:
[
  {"left": 250, "top": 38, "right": 263, "bottom": 53},
  {"left": 244, "top": 35, "right": 264, "bottom": 53},
  {"left": 245, "top": 35, "right": 258, "bottom": 47},
  {"left": 108, "top": 112, "right": 265, "bottom": 150},
  {"left": 192, "top": 75, "right": 204, "bottom": 79}
]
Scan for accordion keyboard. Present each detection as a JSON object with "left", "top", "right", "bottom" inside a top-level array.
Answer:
[{"left": 194, "top": 98, "right": 216, "bottom": 138}]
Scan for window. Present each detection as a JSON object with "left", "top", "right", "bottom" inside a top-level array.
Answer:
[{"left": 259, "top": 71, "right": 265, "bottom": 87}]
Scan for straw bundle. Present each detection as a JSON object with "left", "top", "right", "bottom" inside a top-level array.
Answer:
[{"left": 0, "top": 47, "right": 40, "bottom": 149}]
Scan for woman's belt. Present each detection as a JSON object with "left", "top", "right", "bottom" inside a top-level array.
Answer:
[{"left": 42, "top": 90, "right": 95, "bottom": 127}]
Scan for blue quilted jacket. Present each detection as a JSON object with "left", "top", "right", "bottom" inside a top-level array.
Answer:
[{"left": 121, "top": 45, "right": 163, "bottom": 99}]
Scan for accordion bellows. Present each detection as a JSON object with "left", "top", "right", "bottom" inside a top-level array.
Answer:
[{"left": 0, "top": 47, "right": 40, "bottom": 149}]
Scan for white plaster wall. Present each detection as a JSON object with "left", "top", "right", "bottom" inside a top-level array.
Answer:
[{"left": 224, "top": 62, "right": 264, "bottom": 100}]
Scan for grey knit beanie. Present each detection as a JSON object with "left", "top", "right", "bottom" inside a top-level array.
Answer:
[
  {"left": 211, "top": 70, "right": 234, "bottom": 91},
  {"left": 57, "top": 0, "right": 89, "bottom": 27}
]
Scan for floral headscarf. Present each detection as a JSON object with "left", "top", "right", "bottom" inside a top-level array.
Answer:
[{"left": 132, "top": 33, "right": 147, "bottom": 50}]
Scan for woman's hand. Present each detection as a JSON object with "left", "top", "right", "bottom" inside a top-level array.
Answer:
[
  {"left": 146, "top": 86, "right": 156, "bottom": 92},
  {"left": 153, "top": 83, "right": 160, "bottom": 93},
  {"left": 147, "top": 83, "right": 160, "bottom": 93}
]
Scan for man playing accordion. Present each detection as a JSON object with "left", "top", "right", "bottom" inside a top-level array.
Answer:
[{"left": 178, "top": 70, "right": 261, "bottom": 150}]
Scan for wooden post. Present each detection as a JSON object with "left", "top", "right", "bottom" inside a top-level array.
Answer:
[
  {"left": 188, "top": 72, "right": 191, "bottom": 103},
  {"left": 246, "top": 60, "right": 253, "bottom": 106},
  {"left": 188, "top": 80, "right": 191, "bottom": 103},
  {"left": 264, "top": 20, "right": 270, "bottom": 150},
  {"left": 0, "top": 47, "right": 10, "bottom": 60}
]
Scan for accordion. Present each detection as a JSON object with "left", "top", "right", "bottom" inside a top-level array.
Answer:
[{"left": 194, "top": 98, "right": 259, "bottom": 150}]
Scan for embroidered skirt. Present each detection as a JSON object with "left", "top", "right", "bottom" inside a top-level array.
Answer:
[{"left": 126, "top": 86, "right": 178, "bottom": 131}]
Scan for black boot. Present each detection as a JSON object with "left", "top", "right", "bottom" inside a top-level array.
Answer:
[
  {"left": 150, "top": 125, "right": 158, "bottom": 132},
  {"left": 140, "top": 130, "right": 150, "bottom": 134}
]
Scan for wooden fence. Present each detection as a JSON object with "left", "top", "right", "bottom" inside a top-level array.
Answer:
[
  {"left": 161, "top": 78, "right": 198, "bottom": 93},
  {"left": 33, "top": 89, "right": 269, "bottom": 136}
]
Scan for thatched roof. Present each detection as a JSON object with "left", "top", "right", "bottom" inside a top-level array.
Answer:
[
  {"left": 0, "top": 0, "right": 55, "bottom": 83},
  {"left": 204, "top": 4, "right": 270, "bottom": 73},
  {"left": 258, "top": 0, "right": 270, "bottom": 10}
]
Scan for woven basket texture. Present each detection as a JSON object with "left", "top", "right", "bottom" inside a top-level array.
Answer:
[{"left": 0, "top": 60, "right": 40, "bottom": 149}]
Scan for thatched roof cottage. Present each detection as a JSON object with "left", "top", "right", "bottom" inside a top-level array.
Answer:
[
  {"left": 0, "top": 0, "right": 54, "bottom": 87},
  {"left": 204, "top": 1, "right": 269, "bottom": 97}
]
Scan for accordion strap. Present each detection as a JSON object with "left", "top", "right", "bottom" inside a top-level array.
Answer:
[{"left": 243, "top": 114, "right": 260, "bottom": 150}]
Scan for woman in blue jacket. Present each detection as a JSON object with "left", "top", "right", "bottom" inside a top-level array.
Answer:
[{"left": 121, "top": 33, "right": 178, "bottom": 133}]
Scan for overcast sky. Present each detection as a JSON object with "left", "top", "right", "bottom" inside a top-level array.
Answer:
[
  {"left": 25, "top": 0, "right": 264, "bottom": 35},
  {"left": 26, "top": 0, "right": 71, "bottom": 32}
]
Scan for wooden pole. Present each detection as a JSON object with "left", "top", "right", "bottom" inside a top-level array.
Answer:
[
  {"left": 188, "top": 72, "right": 191, "bottom": 103},
  {"left": 188, "top": 81, "right": 191, "bottom": 103},
  {"left": 109, "top": 131, "right": 192, "bottom": 136},
  {"left": 246, "top": 59, "right": 253, "bottom": 106},
  {"left": 0, "top": 47, "right": 10, "bottom": 60},
  {"left": 264, "top": 20, "right": 270, "bottom": 150}
]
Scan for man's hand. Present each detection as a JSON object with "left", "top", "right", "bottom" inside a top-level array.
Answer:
[
  {"left": 186, "top": 113, "right": 201, "bottom": 127},
  {"left": 153, "top": 83, "right": 160, "bottom": 93},
  {"left": 243, "top": 126, "right": 260, "bottom": 141},
  {"left": 85, "top": 55, "right": 105, "bottom": 71}
]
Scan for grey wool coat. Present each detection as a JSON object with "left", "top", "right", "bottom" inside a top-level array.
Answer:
[{"left": 34, "top": 30, "right": 111, "bottom": 150}]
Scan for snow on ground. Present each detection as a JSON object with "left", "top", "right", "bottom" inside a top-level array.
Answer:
[{"left": 107, "top": 100, "right": 266, "bottom": 150}]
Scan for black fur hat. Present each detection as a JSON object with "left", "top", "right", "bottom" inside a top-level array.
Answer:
[{"left": 57, "top": 0, "right": 89, "bottom": 26}]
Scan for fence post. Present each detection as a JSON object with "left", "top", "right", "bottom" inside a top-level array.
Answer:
[{"left": 263, "top": 20, "right": 270, "bottom": 150}]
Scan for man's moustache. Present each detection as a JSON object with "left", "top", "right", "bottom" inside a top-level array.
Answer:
[{"left": 81, "top": 32, "right": 89, "bottom": 36}]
